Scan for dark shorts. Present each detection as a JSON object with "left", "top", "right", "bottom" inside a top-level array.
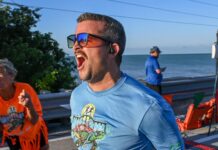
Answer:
[
  {"left": 146, "top": 82, "right": 162, "bottom": 94},
  {"left": 6, "top": 131, "right": 46, "bottom": 150}
]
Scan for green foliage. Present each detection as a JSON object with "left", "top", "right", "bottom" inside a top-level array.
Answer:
[
  {"left": 193, "top": 92, "right": 204, "bottom": 108},
  {"left": 0, "top": 2, "right": 77, "bottom": 93},
  {"left": 36, "top": 70, "right": 58, "bottom": 91}
]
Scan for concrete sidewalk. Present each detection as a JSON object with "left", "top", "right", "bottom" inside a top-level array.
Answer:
[{"left": 49, "top": 136, "right": 77, "bottom": 150}]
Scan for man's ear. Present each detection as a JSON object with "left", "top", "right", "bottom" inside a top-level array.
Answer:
[
  {"left": 109, "top": 46, "right": 115, "bottom": 54},
  {"left": 109, "top": 43, "right": 120, "bottom": 55}
]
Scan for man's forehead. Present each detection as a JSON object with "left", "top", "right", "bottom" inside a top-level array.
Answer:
[{"left": 76, "top": 20, "right": 105, "bottom": 34}]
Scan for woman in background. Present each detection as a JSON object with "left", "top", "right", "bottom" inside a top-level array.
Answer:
[{"left": 0, "top": 58, "right": 49, "bottom": 150}]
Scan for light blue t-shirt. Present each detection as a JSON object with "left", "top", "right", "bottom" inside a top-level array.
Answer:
[
  {"left": 70, "top": 73, "right": 184, "bottom": 150},
  {"left": 145, "top": 56, "right": 163, "bottom": 85}
]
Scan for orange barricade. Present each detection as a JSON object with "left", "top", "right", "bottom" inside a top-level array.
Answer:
[
  {"left": 162, "top": 94, "right": 173, "bottom": 105},
  {"left": 176, "top": 98, "right": 215, "bottom": 132},
  {"left": 216, "top": 90, "right": 218, "bottom": 122},
  {"left": 204, "top": 98, "right": 215, "bottom": 125}
]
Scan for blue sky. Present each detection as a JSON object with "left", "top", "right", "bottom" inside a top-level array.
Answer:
[{"left": 3, "top": 0, "right": 218, "bottom": 55}]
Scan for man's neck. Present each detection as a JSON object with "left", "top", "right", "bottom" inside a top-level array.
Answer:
[{"left": 88, "top": 70, "right": 121, "bottom": 92}]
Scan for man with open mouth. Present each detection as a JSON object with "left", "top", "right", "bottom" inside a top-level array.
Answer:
[{"left": 68, "top": 12, "right": 184, "bottom": 150}]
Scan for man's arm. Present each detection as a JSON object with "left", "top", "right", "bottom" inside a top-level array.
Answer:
[
  {"left": 153, "top": 59, "right": 162, "bottom": 74},
  {"left": 156, "top": 67, "right": 166, "bottom": 74},
  {"left": 139, "top": 100, "right": 184, "bottom": 149}
]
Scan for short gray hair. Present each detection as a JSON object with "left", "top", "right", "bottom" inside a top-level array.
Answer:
[
  {"left": 0, "top": 58, "right": 17, "bottom": 78},
  {"left": 77, "top": 12, "right": 126, "bottom": 66}
]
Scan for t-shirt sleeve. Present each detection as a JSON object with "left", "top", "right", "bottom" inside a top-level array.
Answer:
[
  {"left": 153, "top": 59, "right": 160, "bottom": 70},
  {"left": 139, "top": 102, "right": 184, "bottom": 150}
]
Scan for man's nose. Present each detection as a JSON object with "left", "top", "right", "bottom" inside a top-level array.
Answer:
[{"left": 73, "top": 41, "right": 81, "bottom": 52}]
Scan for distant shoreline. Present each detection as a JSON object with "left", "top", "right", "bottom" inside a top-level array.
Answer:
[{"left": 123, "top": 53, "right": 211, "bottom": 56}]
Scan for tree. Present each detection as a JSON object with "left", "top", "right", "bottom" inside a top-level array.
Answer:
[{"left": 0, "top": 2, "right": 77, "bottom": 93}]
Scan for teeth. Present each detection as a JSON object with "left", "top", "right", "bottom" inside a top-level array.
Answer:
[{"left": 76, "top": 54, "right": 83, "bottom": 58}]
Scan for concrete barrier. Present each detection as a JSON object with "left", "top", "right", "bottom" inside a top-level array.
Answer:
[
  {"left": 39, "top": 92, "right": 71, "bottom": 121},
  {"left": 40, "top": 75, "right": 216, "bottom": 121},
  {"left": 140, "top": 75, "right": 215, "bottom": 114}
]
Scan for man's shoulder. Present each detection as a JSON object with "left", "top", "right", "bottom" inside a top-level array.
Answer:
[
  {"left": 124, "top": 74, "right": 152, "bottom": 94},
  {"left": 72, "top": 82, "right": 87, "bottom": 94},
  {"left": 146, "top": 56, "right": 157, "bottom": 63}
]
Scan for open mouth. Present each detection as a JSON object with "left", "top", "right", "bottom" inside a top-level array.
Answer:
[{"left": 76, "top": 54, "right": 86, "bottom": 70}]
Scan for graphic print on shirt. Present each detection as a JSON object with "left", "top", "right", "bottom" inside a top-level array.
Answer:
[
  {"left": 71, "top": 103, "right": 107, "bottom": 150},
  {"left": 0, "top": 106, "right": 24, "bottom": 132}
]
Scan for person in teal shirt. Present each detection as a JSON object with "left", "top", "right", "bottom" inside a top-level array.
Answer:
[{"left": 67, "top": 12, "right": 184, "bottom": 150}]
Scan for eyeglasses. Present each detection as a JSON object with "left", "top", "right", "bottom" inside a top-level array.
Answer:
[{"left": 67, "top": 33, "right": 112, "bottom": 48}]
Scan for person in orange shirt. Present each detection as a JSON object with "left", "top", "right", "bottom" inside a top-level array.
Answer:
[{"left": 0, "top": 58, "right": 49, "bottom": 150}]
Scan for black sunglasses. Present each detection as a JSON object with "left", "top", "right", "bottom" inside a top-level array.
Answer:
[{"left": 67, "top": 33, "right": 112, "bottom": 48}]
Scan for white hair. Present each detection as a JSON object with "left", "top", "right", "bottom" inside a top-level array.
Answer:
[{"left": 0, "top": 58, "right": 17, "bottom": 78}]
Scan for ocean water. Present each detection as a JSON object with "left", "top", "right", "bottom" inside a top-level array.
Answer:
[{"left": 121, "top": 54, "right": 216, "bottom": 79}]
